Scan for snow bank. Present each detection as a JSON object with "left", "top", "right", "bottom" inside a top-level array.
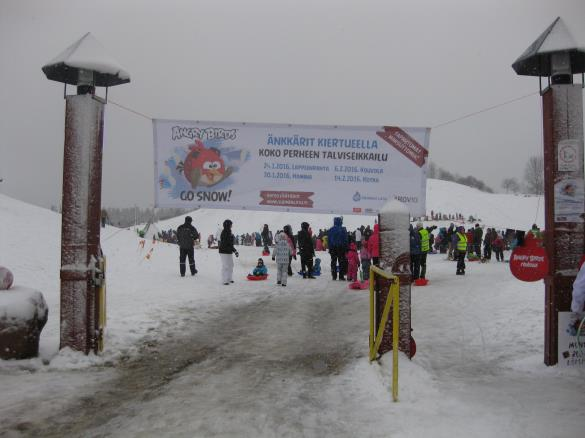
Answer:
[{"left": 0, "top": 287, "right": 47, "bottom": 323}]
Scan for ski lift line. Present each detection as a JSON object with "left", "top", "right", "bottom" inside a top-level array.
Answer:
[
  {"left": 432, "top": 91, "right": 539, "bottom": 129},
  {"left": 533, "top": 98, "right": 544, "bottom": 226},
  {"left": 102, "top": 226, "right": 127, "bottom": 242},
  {"left": 109, "top": 99, "right": 153, "bottom": 121}
]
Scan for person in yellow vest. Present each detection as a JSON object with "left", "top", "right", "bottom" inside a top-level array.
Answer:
[
  {"left": 454, "top": 226, "right": 468, "bottom": 275},
  {"left": 417, "top": 222, "right": 430, "bottom": 279}
]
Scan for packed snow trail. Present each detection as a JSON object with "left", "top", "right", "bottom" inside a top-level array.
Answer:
[{"left": 6, "top": 280, "right": 397, "bottom": 437}]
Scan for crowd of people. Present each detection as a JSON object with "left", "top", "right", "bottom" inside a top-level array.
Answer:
[
  {"left": 170, "top": 214, "right": 546, "bottom": 284},
  {"left": 411, "top": 222, "right": 543, "bottom": 277},
  {"left": 171, "top": 216, "right": 381, "bottom": 285}
]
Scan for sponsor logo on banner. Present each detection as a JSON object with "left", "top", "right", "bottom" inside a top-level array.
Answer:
[
  {"left": 376, "top": 126, "right": 429, "bottom": 167},
  {"left": 259, "top": 191, "right": 314, "bottom": 208}
]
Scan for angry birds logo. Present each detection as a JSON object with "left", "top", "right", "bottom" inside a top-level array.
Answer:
[{"left": 176, "top": 140, "right": 233, "bottom": 188}]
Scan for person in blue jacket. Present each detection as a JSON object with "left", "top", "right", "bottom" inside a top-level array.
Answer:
[
  {"left": 252, "top": 258, "right": 268, "bottom": 277},
  {"left": 328, "top": 216, "right": 348, "bottom": 280}
]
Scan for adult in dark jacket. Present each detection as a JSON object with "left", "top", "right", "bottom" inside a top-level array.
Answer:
[
  {"left": 410, "top": 224, "right": 421, "bottom": 280},
  {"left": 261, "top": 224, "right": 271, "bottom": 254},
  {"left": 328, "top": 217, "right": 348, "bottom": 280},
  {"left": 176, "top": 216, "right": 199, "bottom": 277},
  {"left": 219, "top": 219, "right": 239, "bottom": 285},
  {"left": 473, "top": 224, "right": 483, "bottom": 258},
  {"left": 483, "top": 228, "right": 496, "bottom": 260},
  {"left": 297, "top": 222, "right": 316, "bottom": 278}
]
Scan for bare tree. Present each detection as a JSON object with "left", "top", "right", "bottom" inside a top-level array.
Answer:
[
  {"left": 524, "top": 155, "right": 544, "bottom": 195},
  {"left": 428, "top": 161, "right": 437, "bottom": 179},
  {"left": 502, "top": 177, "right": 520, "bottom": 194}
]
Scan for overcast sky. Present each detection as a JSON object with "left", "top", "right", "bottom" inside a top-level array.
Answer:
[{"left": 1, "top": 0, "right": 584, "bottom": 208}]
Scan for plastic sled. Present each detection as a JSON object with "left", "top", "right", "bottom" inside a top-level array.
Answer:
[
  {"left": 262, "top": 251, "right": 270, "bottom": 256},
  {"left": 297, "top": 271, "right": 321, "bottom": 277},
  {"left": 348, "top": 280, "right": 369, "bottom": 290},
  {"left": 413, "top": 278, "right": 429, "bottom": 286},
  {"left": 247, "top": 274, "right": 269, "bottom": 281}
]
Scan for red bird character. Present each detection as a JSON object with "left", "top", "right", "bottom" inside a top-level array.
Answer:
[{"left": 177, "top": 140, "right": 233, "bottom": 188}]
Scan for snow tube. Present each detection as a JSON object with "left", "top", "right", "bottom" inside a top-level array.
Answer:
[
  {"left": 247, "top": 274, "right": 268, "bottom": 281},
  {"left": 262, "top": 251, "right": 270, "bottom": 256},
  {"left": 348, "top": 280, "right": 369, "bottom": 290},
  {"left": 414, "top": 278, "right": 429, "bottom": 286},
  {"left": 410, "top": 335, "right": 416, "bottom": 358}
]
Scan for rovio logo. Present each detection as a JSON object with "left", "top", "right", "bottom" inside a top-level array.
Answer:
[{"left": 353, "top": 192, "right": 361, "bottom": 202}]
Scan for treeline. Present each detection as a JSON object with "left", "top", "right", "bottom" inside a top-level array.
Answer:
[
  {"left": 428, "top": 162, "right": 494, "bottom": 193},
  {"left": 49, "top": 205, "right": 192, "bottom": 228},
  {"left": 104, "top": 207, "right": 191, "bottom": 228}
]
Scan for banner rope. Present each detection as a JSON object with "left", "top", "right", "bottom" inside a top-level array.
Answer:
[
  {"left": 432, "top": 91, "right": 539, "bottom": 129},
  {"left": 108, "top": 92, "right": 541, "bottom": 131},
  {"left": 109, "top": 99, "right": 153, "bottom": 121}
]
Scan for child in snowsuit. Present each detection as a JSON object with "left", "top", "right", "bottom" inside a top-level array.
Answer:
[
  {"left": 360, "top": 240, "right": 371, "bottom": 281},
  {"left": 274, "top": 232, "right": 292, "bottom": 286},
  {"left": 252, "top": 258, "right": 268, "bottom": 277},
  {"left": 346, "top": 242, "right": 360, "bottom": 282},
  {"left": 312, "top": 258, "right": 322, "bottom": 276}
]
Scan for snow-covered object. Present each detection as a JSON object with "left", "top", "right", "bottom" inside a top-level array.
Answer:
[
  {"left": 0, "top": 266, "right": 13, "bottom": 290},
  {"left": 378, "top": 202, "right": 412, "bottom": 357},
  {"left": 512, "top": 17, "right": 585, "bottom": 77},
  {"left": 42, "top": 32, "right": 130, "bottom": 86},
  {"left": 0, "top": 287, "right": 48, "bottom": 359}
]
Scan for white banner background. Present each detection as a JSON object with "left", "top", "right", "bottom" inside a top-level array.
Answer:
[{"left": 153, "top": 119, "right": 431, "bottom": 216}]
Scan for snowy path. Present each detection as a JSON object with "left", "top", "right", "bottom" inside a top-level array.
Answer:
[{"left": 4, "top": 276, "right": 395, "bottom": 437}]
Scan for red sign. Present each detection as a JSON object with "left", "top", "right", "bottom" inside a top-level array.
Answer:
[
  {"left": 376, "top": 126, "right": 429, "bottom": 167},
  {"left": 510, "top": 246, "right": 549, "bottom": 282},
  {"left": 259, "top": 191, "right": 314, "bottom": 208}
]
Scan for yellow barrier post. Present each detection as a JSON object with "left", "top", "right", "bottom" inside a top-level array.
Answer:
[{"left": 369, "top": 265, "right": 400, "bottom": 401}]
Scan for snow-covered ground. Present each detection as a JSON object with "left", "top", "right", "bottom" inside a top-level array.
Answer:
[{"left": 1, "top": 180, "right": 583, "bottom": 438}]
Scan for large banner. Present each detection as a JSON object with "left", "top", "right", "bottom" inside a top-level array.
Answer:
[{"left": 153, "top": 119, "right": 431, "bottom": 216}]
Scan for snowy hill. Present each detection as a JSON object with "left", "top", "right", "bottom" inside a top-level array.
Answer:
[{"left": 153, "top": 178, "right": 544, "bottom": 238}]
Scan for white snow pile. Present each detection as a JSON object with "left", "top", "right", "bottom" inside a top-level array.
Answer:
[
  {"left": 0, "top": 287, "right": 47, "bottom": 324},
  {"left": 0, "top": 179, "right": 583, "bottom": 438}
]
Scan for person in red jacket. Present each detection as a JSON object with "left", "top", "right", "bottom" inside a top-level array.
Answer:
[
  {"left": 367, "top": 223, "right": 380, "bottom": 266},
  {"left": 492, "top": 234, "right": 505, "bottom": 262},
  {"left": 466, "top": 228, "right": 474, "bottom": 257}
]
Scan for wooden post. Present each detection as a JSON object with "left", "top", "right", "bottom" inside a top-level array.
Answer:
[
  {"left": 60, "top": 92, "right": 105, "bottom": 354},
  {"left": 542, "top": 84, "right": 585, "bottom": 365},
  {"left": 376, "top": 200, "right": 412, "bottom": 357}
]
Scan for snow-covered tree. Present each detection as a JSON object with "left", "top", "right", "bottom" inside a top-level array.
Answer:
[{"left": 523, "top": 156, "right": 544, "bottom": 195}]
